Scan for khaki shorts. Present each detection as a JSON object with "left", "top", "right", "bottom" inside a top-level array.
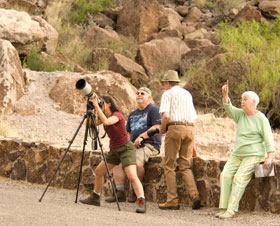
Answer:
[
  {"left": 106, "top": 141, "right": 136, "bottom": 168},
  {"left": 136, "top": 143, "right": 159, "bottom": 165}
]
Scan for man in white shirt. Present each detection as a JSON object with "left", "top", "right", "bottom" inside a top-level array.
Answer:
[{"left": 158, "top": 70, "right": 201, "bottom": 210}]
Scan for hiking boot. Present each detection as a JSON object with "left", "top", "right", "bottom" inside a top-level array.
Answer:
[
  {"left": 79, "top": 192, "right": 100, "bottom": 206},
  {"left": 128, "top": 189, "right": 137, "bottom": 203},
  {"left": 158, "top": 200, "right": 180, "bottom": 210},
  {"left": 105, "top": 190, "right": 126, "bottom": 203},
  {"left": 192, "top": 197, "right": 201, "bottom": 210},
  {"left": 136, "top": 197, "right": 146, "bottom": 213}
]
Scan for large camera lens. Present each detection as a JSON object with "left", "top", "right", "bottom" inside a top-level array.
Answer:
[{"left": 76, "top": 79, "right": 93, "bottom": 97}]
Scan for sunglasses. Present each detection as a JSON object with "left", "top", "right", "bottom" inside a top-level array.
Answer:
[{"left": 136, "top": 91, "right": 146, "bottom": 96}]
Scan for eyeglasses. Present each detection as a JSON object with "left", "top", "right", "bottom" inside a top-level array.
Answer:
[{"left": 136, "top": 91, "right": 146, "bottom": 96}]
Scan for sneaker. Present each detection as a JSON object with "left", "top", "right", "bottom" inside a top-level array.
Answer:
[
  {"left": 192, "top": 197, "right": 201, "bottom": 210},
  {"left": 136, "top": 197, "right": 146, "bottom": 213},
  {"left": 128, "top": 189, "right": 137, "bottom": 203},
  {"left": 105, "top": 190, "right": 126, "bottom": 203},
  {"left": 215, "top": 210, "right": 226, "bottom": 218},
  {"left": 158, "top": 200, "right": 180, "bottom": 210},
  {"left": 79, "top": 192, "right": 100, "bottom": 206},
  {"left": 219, "top": 210, "right": 235, "bottom": 219}
]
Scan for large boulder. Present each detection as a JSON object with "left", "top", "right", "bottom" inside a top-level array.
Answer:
[
  {"left": 234, "top": 5, "right": 266, "bottom": 23},
  {"left": 49, "top": 71, "right": 137, "bottom": 118},
  {"left": 0, "top": 8, "right": 58, "bottom": 55},
  {"left": 91, "top": 48, "right": 149, "bottom": 87},
  {"left": 116, "top": 0, "right": 160, "bottom": 43},
  {"left": 136, "top": 37, "right": 190, "bottom": 76},
  {"left": 150, "top": 29, "right": 183, "bottom": 41},
  {"left": 159, "top": 8, "right": 183, "bottom": 31},
  {"left": 175, "top": 5, "right": 189, "bottom": 17},
  {"left": 92, "top": 48, "right": 115, "bottom": 69},
  {"left": 109, "top": 53, "right": 149, "bottom": 88},
  {"left": 259, "top": 0, "right": 280, "bottom": 19},
  {"left": 0, "top": 40, "right": 25, "bottom": 114},
  {"left": 5, "top": 0, "right": 47, "bottom": 14},
  {"left": 180, "top": 45, "right": 223, "bottom": 74},
  {"left": 31, "top": 16, "right": 58, "bottom": 54},
  {"left": 90, "top": 12, "right": 115, "bottom": 29},
  {"left": 183, "top": 7, "right": 202, "bottom": 23},
  {"left": 83, "top": 26, "right": 120, "bottom": 46}
]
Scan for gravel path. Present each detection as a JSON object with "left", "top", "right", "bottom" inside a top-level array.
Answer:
[{"left": 0, "top": 177, "right": 279, "bottom": 226}]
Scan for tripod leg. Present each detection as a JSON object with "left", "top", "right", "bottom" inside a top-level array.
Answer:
[
  {"left": 39, "top": 114, "right": 87, "bottom": 202},
  {"left": 75, "top": 113, "right": 90, "bottom": 203},
  {"left": 90, "top": 115, "right": 121, "bottom": 211}
]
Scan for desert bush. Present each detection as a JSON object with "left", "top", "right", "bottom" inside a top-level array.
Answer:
[
  {"left": 69, "top": 0, "right": 115, "bottom": 25},
  {"left": 23, "top": 48, "right": 65, "bottom": 72},
  {"left": 185, "top": 19, "right": 280, "bottom": 127},
  {"left": 56, "top": 24, "right": 138, "bottom": 71},
  {"left": 104, "top": 35, "right": 138, "bottom": 60},
  {"left": 218, "top": 20, "right": 280, "bottom": 116},
  {"left": 56, "top": 24, "right": 93, "bottom": 70}
]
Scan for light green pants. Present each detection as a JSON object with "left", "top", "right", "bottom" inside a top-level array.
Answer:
[{"left": 219, "top": 155, "right": 264, "bottom": 212}]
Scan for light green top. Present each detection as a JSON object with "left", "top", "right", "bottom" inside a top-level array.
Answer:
[{"left": 223, "top": 100, "right": 275, "bottom": 157}]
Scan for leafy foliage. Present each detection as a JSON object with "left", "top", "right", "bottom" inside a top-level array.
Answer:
[
  {"left": 69, "top": 0, "right": 115, "bottom": 25},
  {"left": 23, "top": 48, "right": 65, "bottom": 72},
  {"left": 186, "top": 19, "right": 280, "bottom": 127},
  {"left": 218, "top": 19, "right": 280, "bottom": 117}
]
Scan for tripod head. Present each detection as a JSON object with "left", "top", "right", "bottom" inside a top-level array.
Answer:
[{"left": 87, "top": 100, "right": 94, "bottom": 111}]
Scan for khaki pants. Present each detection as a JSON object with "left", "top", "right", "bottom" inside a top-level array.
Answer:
[
  {"left": 136, "top": 143, "right": 159, "bottom": 165},
  {"left": 164, "top": 125, "right": 199, "bottom": 202}
]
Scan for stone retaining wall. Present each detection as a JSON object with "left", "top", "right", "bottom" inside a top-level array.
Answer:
[{"left": 0, "top": 137, "right": 279, "bottom": 213}]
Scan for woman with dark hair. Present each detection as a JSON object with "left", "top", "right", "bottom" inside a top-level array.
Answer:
[{"left": 79, "top": 95, "right": 146, "bottom": 213}]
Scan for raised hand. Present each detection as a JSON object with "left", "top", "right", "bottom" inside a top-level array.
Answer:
[{"left": 222, "top": 80, "right": 229, "bottom": 103}]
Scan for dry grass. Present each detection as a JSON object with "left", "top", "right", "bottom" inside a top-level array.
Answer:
[
  {"left": 55, "top": 24, "right": 93, "bottom": 70},
  {"left": 45, "top": 0, "right": 74, "bottom": 31},
  {"left": 104, "top": 35, "right": 138, "bottom": 60}
]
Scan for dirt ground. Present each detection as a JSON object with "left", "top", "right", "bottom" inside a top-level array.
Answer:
[{"left": 0, "top": 176, "right": 279, "bottom": 226}]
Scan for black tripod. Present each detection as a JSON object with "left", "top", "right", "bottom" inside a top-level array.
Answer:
[{"left": 39, "top": 98, "right": 121, "bottom": 211}]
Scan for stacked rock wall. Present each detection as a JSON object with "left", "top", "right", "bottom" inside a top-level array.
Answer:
[{"left": 0, "top": 137, "right": 279, "bottom": 213}]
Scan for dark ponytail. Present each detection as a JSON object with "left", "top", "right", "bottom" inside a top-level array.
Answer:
[{"left": 101, "top": 96, "right": 119, "bottom": 113}]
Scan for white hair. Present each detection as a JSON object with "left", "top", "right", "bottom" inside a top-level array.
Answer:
[{"left": 242, "top": 91, "right": 260, "bottom": 108}]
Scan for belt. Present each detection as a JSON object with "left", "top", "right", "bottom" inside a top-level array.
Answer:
[{"left": 167, "top": 122, "right": 194, "bottom": 126}]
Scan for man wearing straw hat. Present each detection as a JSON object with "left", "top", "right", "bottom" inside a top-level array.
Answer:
[{"left": 158, "top": 70, "right": 201, "bottom": 210}]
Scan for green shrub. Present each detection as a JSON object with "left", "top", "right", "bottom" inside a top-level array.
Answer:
[
  {"left": 186, "top": 19, "right": 280, "bottom": 126},
  {"left": 218, "top": 19, "right": 280, "bottom": 114},
  {"left": 23, "top": 48, "right": 66, "bottom": 72},
  {"left": 69, "top": 0, "right": 115, "bottom": 25}
]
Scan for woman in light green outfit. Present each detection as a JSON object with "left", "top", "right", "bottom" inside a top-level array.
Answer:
[{"left": 216, "top": 80, "right": 275, "bottom": 219}]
